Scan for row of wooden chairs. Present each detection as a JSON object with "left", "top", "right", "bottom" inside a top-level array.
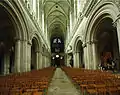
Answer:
[
  {"left": 0, "top": 67, "right": 56, "bottom": 95},
  {"left": 61, "top": 66, "right": 120, "bottom": 95}
]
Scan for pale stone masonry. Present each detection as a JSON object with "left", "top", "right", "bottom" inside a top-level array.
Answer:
[{"left": 0, "top": 0, "right": 120, "bottom": 75}]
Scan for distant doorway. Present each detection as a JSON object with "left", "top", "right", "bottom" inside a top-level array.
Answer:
[
  {"left": 52, "top": 54, "right": 64, "bottom": 67},
  {"left": 51, "top": 36, "right": 64, "bottom": 66}
]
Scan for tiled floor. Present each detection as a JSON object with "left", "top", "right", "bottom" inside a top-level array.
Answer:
[{"left": 47, "top": 68, "right": 80, "bottom": 95}]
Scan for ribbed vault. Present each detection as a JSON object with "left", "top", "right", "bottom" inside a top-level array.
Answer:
[{"left": 44, "top": 0, "right": 71, "bottom": 40}]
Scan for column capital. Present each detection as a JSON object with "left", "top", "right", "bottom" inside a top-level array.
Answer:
[
  {"left": 14, "top": 37, "right": 21, "bottom": 41},
  {"left": 35, "top": 50, "right": 42, "bottom": 53},
  {"left": 15, "top": 39, "right": 28, "bottom": 42},
  {"left": 86, "top": 40, "right": 98, "bottom": 45},
  {"left": 82, "top": 43, "right": 87, "bottom": 48},
  {"left": 27, "top": 40, "right": 32, "bottom": 45}
]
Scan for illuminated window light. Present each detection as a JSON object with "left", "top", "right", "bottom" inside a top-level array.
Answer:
[{"left": 56, "top": 55, "right": 59, "bottom": 58}]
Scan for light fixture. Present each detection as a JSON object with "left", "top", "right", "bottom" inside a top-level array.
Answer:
[
  {"left": 56, "top": 55, "right": 59, "bottom": 58},
  {"left": 60, "top": 56, "right": 63, "bottom": 59}
]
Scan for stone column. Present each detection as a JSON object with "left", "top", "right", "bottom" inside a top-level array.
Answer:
[
  {"left": 42, "top": 54, "right": 45, "bottom": 68},
  {"left": 77, "top": 52, "right": 80, "bottom": 67},
  {"left": 91, "top": 40, "right": 98, "bottom": 70},
  {"left": 38, "top": 51, "right": 42, "bottom": 69},
  {"left": 74, "top": 0, "right": 77, "bottom": 23},
  {"left": 116, "top": 19, "right": 120, "bottom": 52},
  {"left": 66, "top": 54, "right": 68, "bottom": 66},
  {"left": 66, "top": 54, "right": 70, "bottom": 66},
  {"left": 27, "top": 41, "right": 32, "bottom": 71},
  {"left": 4, "top": 53, "right": 10, "bottom": 75},
  {"left": 70, "top": 11, "right": 73, "bottom": 33},
  {"left": 48, "top": 57, "right": 50, "bottom": 66},
  {"left": 47, "top": 56, "right": 49, "bottom": 67},
  {"left": 116, "top": 19, "right": 120, "bottom": 70},
  {"left": 14, "top": 40, "right": 21, "bottom": 73},
  {"left": 82, "top": 43, "right": 88, "bottom": 69},
  {"left": 86, "top": 42, "right": 91, "bottom": 69},
  {"left": 46, "top": 56, "right": 49, "bottom": 67},
  {"left": 42, "top": 10, "right": 44, "bottom": 34},
  {"left": 45, "top": 56, "right": 47, "bottom": 67},
  {"left": 43, "top": 55, "right": 45, "bottom": 68},
  {"left": 41, "top": 53, "right": 43, "bottom": 68},
  {"left": 66, "top": 54, "right": 70, "bottom": 67},
  {"left": 48, "top": 56, "right": 51, "bottom": 67},
  {"left": 35, "top": 51, "right": 39, "bottom": 69},
  {"left": 20, "top": 40, "right": 28, "bottom": 72},
  {"left": 73, "top": 52, "right": 79, "bottom": 68},
  {"left": 85, "top": 41, "right": 98, "bottom": 70},
  {"left": 36, "top": 50, "right": 44, "bottom": 69}
]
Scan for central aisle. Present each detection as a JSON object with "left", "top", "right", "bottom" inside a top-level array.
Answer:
[{"left": 47, "top": 68, "right": 80, "bottom": 95}]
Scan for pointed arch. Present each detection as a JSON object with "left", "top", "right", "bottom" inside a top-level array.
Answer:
[
  {"left": 30, "top": 33, "right": 42, "bottom": 52},
  {"left": 0, "top": 1, "right": 29, "bottom": 41},
  {"left": 73, "top": 35, "right": 83, "bottom": 52},
  {"left": 84, "top": 2, "right": 119, "bottom": 43}
]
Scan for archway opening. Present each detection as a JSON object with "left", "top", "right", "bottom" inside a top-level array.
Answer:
[
  {"left": 51, "top": 36, "right": 64, "bottom": 67},
  {"left": 76, "top": 40, "right": 84, "bottom": 68},
  {"left": 96, "top": 18, "right": 119, "bottom": 71},
  {"left": 31, "top": 39, "right": 37, "bottom": 70},
  {"left": 0, "top": 6, "right": 16, "bottom": 74}
]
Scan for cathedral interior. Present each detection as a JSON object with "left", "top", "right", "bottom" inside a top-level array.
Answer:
[{"left": 0, "top": 0, "right": 120, "bottom": 95}]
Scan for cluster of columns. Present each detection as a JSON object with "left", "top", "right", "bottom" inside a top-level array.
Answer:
[
  {"left": 66, "top": 54, "right": 72, "bottom": 67},
  {"left": 73, "top": 51, "right": 81, "bottom": 68},
  {"left": 70, "top": 16, "right": 120, "bottom": 70},
  {"left": 83, "top": 40, "right": 98, "bottom": 70},
  {"left": 3, "top": 39, "right": 51, "bottom": 75},
  {"left": 116, "top": 17, "right": 120, "bottom": 70},
  {"left": 41, "top": 51, "right": 51, "bottom": 68},
  {"left": 65, "top": 40, "right": 98, "bottom": 69}
]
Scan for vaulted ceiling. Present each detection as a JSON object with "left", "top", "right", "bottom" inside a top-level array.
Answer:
[{"left": 43, "top": 0, "right": 71, "bottom": 40}]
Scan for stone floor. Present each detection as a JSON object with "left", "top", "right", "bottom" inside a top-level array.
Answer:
[{"left": 47, "top": 68, "right": 80, "bottom": 95}]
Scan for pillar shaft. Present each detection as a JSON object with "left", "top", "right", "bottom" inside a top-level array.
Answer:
[
  {"left": 116, "top": 20, "right": 120, "bottom": 70},
  {"left": 83, "top": 46, "right": 88, "bottom": 69},
  {"left": 86, "top": 43, "right": 91, "bottom": 69},
  {"left": 27, "top": 42, "right": 32, "bottom": 71},
  {"left": 38, "top": 52, "right": 42, "bottom": 69},
  {"left": 73, "top": 52, "right": 79, "bottom": 68},
  {"left": 36, "top": 52, "right": 39, "bottom": 69},
  {"left": 4, "top": 53, "right": 10, "bottom": 75},
  {"left": 92, "top": 42, "right": 98, "bottom": 69},
  {"left": 14, "top": 40, "right": 21, "bottom": 72},
  {"left": 20, "top": 40, "right": 28, "bottom": 72}
]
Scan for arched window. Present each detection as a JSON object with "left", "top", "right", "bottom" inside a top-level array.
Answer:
[
  {"left": 51, "top": 37, "right": 64, "bottom": 53},
  {"left": 53, "top": 38, "right": 61, "bottom": 44}
]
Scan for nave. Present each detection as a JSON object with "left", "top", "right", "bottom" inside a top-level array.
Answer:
[
  {"left": 0, "top": 66, "right": 120, "bottom": 95},
  {"left": 47, "top": 68, "right": 80, "bottom": 95}
]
